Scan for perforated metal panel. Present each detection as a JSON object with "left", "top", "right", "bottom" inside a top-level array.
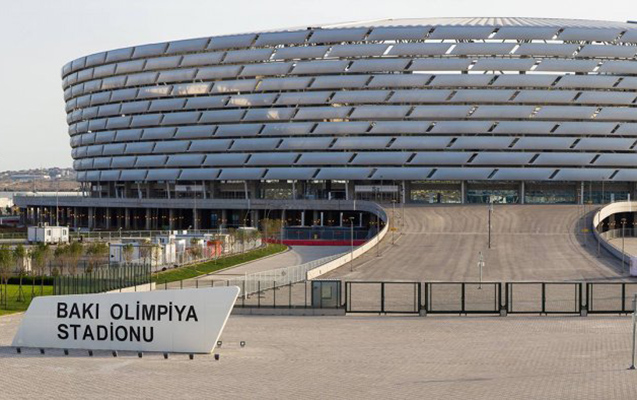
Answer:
[{"left": 63, "top": 19, "right": 637, "bottom": 187}]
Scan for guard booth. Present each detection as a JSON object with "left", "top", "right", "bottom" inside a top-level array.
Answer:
[{"left": 312, "top": 280, "right": 341, "bottom": 308}]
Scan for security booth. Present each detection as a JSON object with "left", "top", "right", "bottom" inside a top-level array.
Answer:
[{"left": 312, "top": 280, "right": 341, "bottom": 308}]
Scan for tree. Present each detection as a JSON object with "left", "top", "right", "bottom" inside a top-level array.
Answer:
[
  {"left": 122, "top": 244, "right": 134, "bottom": 265},
  {"left": 31, "top": 243, "right": 51, "bottom": 295},
  {"left": 261, "top": 218, "right": 282, "bottom": 243},
  {"left": 67, "top": 242, "right": 84, "bottom": 275},
  {"left": 54, "top": 244, "right": 69, "bottom": 275},
  {"left": 85, "top": 242, "right": 108, "bottom": 273},
  {"left": 188, "top": 239, "right": 203, "bottom": 260},
  {"left": 13, "top": 244, "right": 28, "bottom": 302},
  {"left": 0, "top": 245, "right": 14, "bottom": 307}
]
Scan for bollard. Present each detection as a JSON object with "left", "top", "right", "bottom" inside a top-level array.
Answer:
[
  {"left": 88, "top": 350, "right": 93, "bottom": 357},
  {"left": 16, "top": 347, "right": 21, "bottom": 354},
  {"left": 217, "top": 341, "right": 222, "bottom": 348},
  {"left": 64, "top": 349, "right": 69, "bottom": 356}
]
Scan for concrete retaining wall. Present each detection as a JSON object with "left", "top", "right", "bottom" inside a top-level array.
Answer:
[{"left": 307, "top": 221, "right": 389, "bottom": 280}]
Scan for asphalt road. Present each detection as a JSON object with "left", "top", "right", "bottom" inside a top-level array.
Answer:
[{"left": 324, "top": 204, "right": 626, "bottom": 282}]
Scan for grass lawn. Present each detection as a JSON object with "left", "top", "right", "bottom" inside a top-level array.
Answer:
[
  {"left": 152, "top": 244, "right": 287, "bottom": 285},
  {"left": 0, "top": 284, "right": 54, "bottom": 316}
]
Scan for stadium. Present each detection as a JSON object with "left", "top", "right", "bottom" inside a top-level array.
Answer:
[{"left": 14, "top": 16, "right": 637, "bottom": 278}]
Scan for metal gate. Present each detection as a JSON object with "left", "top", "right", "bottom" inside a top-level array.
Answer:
[
  {"left": 587, "top": 283, "right": 637, "bottom": 314},
  {"left": 424, "top": 282, "right": 501, "bottom": 314},
  {"left": 506, "top": 282, "right": 582, "bottom": 314},
  {"left": 345, "top": 281, "right": 420, "bottom": 314}
]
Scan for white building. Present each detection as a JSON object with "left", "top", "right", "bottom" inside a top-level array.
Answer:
[{"left": 27, "top": 225, "right": 69, "bottom": 244}]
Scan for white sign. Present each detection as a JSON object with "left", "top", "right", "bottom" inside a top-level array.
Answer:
[{"left": 12, "top": 287, "right": 239, "bottom": 354}]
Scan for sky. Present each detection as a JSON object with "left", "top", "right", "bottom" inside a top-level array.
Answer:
[{"left": 0, "top": 0, "right": 634, "bottom": 171}]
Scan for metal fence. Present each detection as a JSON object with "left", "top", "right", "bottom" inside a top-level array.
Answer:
[
  {"left": 53, "top": 263, "right": 151, "bottom": 295},
  {"left": 158, "top": 252, "right": 345, "bottom": 296}
]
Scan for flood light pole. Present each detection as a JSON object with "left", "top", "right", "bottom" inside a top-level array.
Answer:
[{"left": 488, "top": 202, "right": 493, "bottom": 249}]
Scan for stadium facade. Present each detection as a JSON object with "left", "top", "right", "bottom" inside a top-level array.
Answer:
[{"left": 16, "top": 17, "right": 637, "bottom": 230}]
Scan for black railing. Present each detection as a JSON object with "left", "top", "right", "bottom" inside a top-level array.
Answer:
[{"left": 53, "top": 264, "right": 151, "bottom": 295}]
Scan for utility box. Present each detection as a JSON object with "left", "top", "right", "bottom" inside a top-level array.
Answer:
[
  {"left": 27, "top": 225, "right": 69, "bottom": 244},
  {"left": 312, "top": 280, "right": 341, "bottom": 308}
]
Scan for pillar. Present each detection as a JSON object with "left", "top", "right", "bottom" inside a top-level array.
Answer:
[
  {"left": 461, "top": 181, "right": 466, "bottom": 204},
  {"left": 579, "top": 182, "right": 585, "bottom": 205},
  {"left": 168, "top": 209, "right": 174, "bottom": 230},
  {"left": 320, "top": 211, "right": 324, "bottom": 226},
  {"left": 124, "top": 208, "right": 131, "bottom": 230},
  {"left": 301, "top": 211, "right": 305, "bottom": 227},
  {"left": 339, "top": 212, "right": 343, "bottom": 227},
  {"left": 88, "top": 207, "right": 95, "bottom": 230},
  {"left": 105, "top": 208, "right": 111, "bottom": 230},
  {"left": 221, "top": 209, "right": 227, "bottom": 229},
  {"left": 146, "top": 208, "right": 152, "bottom": 230},
  {"left": 313, "top": 210, "right": 319, "bottom": 226},
  {"left": 520, "top": 181, "right": 525, "bottom": 205},
  {"left": 73, "top": 207, "right": 78, "bottom": 229}
]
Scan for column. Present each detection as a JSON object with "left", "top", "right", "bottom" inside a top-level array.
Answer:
[
  {"left": 300, "top": 211, "right": 305, "bottom": 227},
  {"left": 313, "top": 210, "right": 319, "bottom": 226},
  {"left": 339, "top": 212, "right": 343, "bottom": 227},
  {"left": 146, "top": 208, "right": 152, "bottom": 230},
  {"left": 320, "top": 211, "right": 324, "bottom": 226},
  {"left": 105, "top": 208, "right": 111, "bottom": 230},
  {"left": 88, "top": 207, "right": 95, "bottom": 230},
  {"left": 221, "top": 209, "right": 227, "bottom": 229},
  {"left": 168, "top": 209, "right": 174, "bottom": 231},
  {"left": 73, "top": 207, "right": 78, "bottom": 229},
  {"left": 520, "top": 181, "right": 525, "bottom": 205},
  {"left": 461, "top": 181, "right": 466, "bottom": 204},
  {"left": 124, "top": 208, "right": 131, "bottom": 230}
]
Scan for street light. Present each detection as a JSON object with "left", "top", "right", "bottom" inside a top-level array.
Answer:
[
  {"left": 622, "top": 218, "right": 627, "bottom": 273},
  {"left": 477, "top": 251, "right": 485, "bottom": 289},
  {"left": 391, "top": 199, "right": 396, "bottom": 245},
  {"left": 349, "top": 217, "right": 355, "bottom": 272},
  {"left": 488, "top": 202, "right": 494, "bottom": 250}
]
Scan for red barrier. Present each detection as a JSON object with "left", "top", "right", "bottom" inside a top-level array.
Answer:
[{"left": 265, "top": 239, "right": 367, "bottom": 246}]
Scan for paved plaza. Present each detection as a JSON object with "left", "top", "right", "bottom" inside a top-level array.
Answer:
[
  {"left": 326, "top": 204, "right": 627, "bottom": 282},
  {"left": 2, "top": 312, "right": 637, "bottom": 399}
]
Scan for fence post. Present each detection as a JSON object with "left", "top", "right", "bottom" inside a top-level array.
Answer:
[
  {"left": 541, "top": 283, "right": 546, "bottom": 315},
  {"left": 242, "top": 280, "right": 245, "bottom": 308},
  {"left": 305, "top": 280, "right": 308, "bottom": 309},
  {"left": 380, "top": 282, "right": 385, "bottom": 315},
  {"left": 461, "top": 283, "right": 466, "bottom": 316},
  {"left": 289, "top": 282, "right": 292, "bottom": 309},
  {"left": 579, "top": 283, "right": 586, "bottom": 316},
  {"left": 623, "top": 283, "right": 627, "bottom": 314}
]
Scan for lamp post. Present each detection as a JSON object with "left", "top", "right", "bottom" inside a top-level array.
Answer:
[
  {"left": 350, "top": 217, "right": 355, "bottom": 272},
  {"left": 488, "top": 202, "right": 493, "bottom": 250},
  {"left": 622, "top": 218, "right": 627, "bottom": 273},
  {"left": 477, "top": 251, "right": 485, "bottom": 289},
  {"left": 391, "top": 199, "right": 396, "bottom": 245}
]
